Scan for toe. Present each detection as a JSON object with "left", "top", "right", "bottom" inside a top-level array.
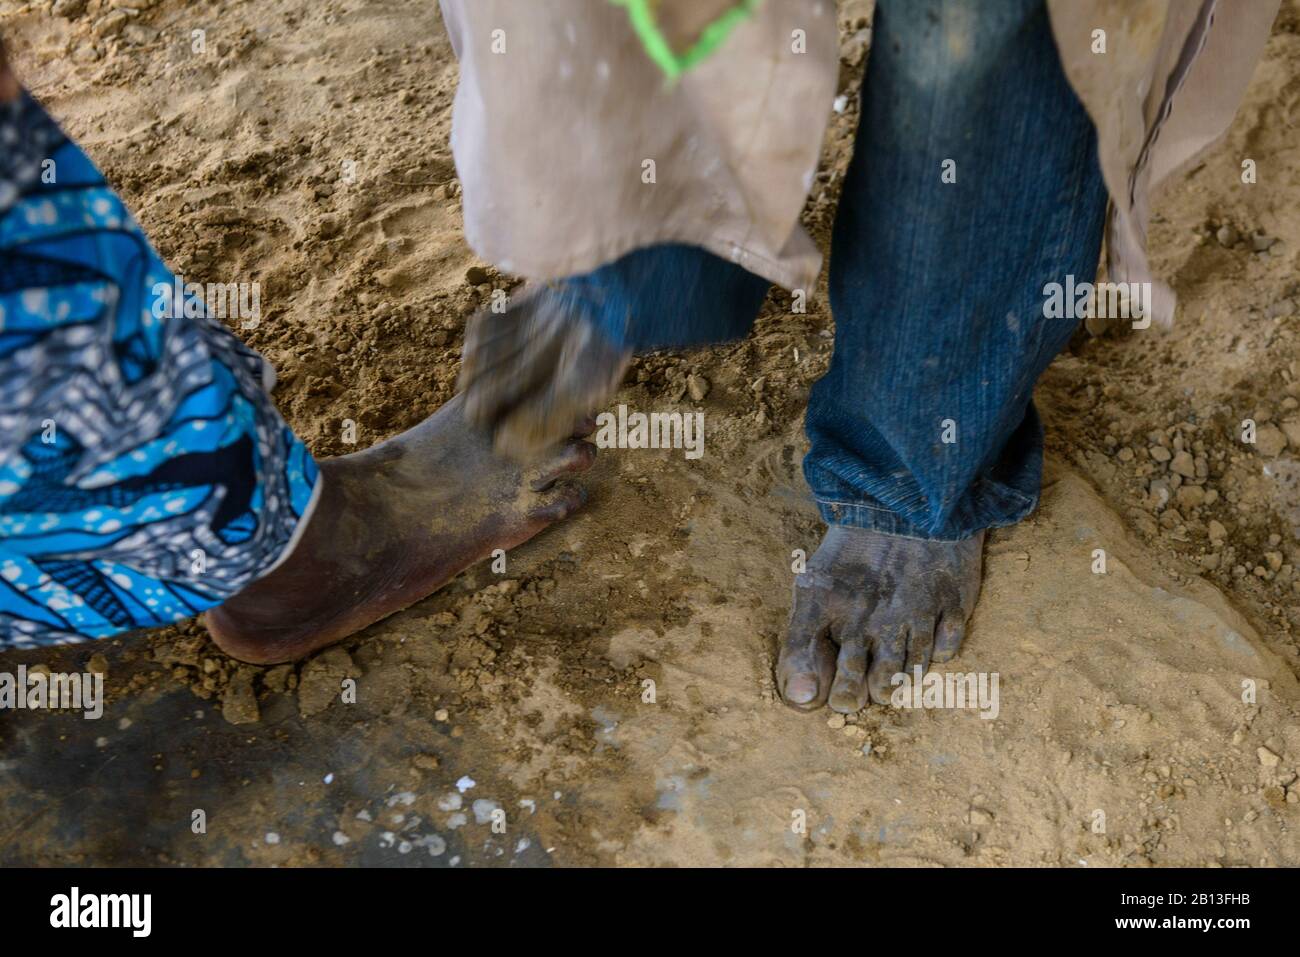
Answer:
[
  {"left": 528, "top": 481, "right": 588, "bottom": 524},
  {"left": 905, "top": 616, "right": 936, "bottom": 673},
  {"left": 932, "top": 610, "right": 967, "bottom": 663},
  {"left": 530, "top": 439, "right": 596, "bottom": 490},
  {"left": 828, "top": 634, "right": 870, "bottom": 714},
  {"left": 777, "top": 589, "right": 836, "bottom": 712},
  {"left": 777, "top": 641, "right": 836, "bottom": 711},
  {"left": 866, "top": 622, "right": 908, "bottom": 706}
]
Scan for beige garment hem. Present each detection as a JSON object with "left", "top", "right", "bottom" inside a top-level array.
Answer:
[{"left": 464, "top": 221, "right": 823, "bottom": 293}]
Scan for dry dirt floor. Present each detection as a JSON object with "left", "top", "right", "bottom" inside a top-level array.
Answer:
[{"left": 2, "top": 0, "right": 1300, "bottom": 866}]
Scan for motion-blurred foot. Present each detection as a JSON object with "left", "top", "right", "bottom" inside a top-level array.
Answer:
[{"left": 459, "top": 287, "right": 630, "bottom": 460}]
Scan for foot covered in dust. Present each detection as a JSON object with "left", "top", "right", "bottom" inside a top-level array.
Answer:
[
  {"left": 206, "top": 395, "right": 595, "bottom": 664},
  {"left": 777, "top": 525, "right": 985, "bottom": 713},
  {"left": 458, "top": 287, "right": 631, "bottom": 461}
]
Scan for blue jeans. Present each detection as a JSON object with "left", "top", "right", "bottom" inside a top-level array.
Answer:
[{"left": 558, "top": 0, "right": 1108, "bottom": 541}]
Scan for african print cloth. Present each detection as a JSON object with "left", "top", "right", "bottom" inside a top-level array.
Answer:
[{"left": 0, "top": 92, "right": 318, "bottom": 648}]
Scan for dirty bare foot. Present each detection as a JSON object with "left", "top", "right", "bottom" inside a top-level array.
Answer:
[
  {"left": 205, "top": 394, "right": 594, "bottom": 664},
  {"left": 777, "top": 526, "right": 985, "bottom": 713},
  {"left": 459, "top": 287, "right": 630, "bottom": 461}
]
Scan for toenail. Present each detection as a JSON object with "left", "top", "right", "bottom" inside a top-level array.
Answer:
[{"left": 783, "top": 673, "right": 819, "bottom": 704}]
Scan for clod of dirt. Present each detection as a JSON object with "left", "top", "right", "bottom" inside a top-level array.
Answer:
[
  {"left": 1170, "top": 450, "right": 1196, "bottom": 478},
  {"left": 297, "top": 647, "right": 361, "bottom": 717},
  {"left": 262, "top": 664, "right": 295, "bottom": 693},
  {"left": 222, "top": 670, "right": 261, "bottom": 726},
  {"left": 1255, "top": 423, "right": 1289, "bottom": 458},
  {"left": 52, "top": 0, "right": 87, "bottom": 18},
  {"left": 412, "top": 753, "right": 441, "bottom": 772}
]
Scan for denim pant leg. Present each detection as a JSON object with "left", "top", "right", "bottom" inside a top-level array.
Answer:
[
  {"left": 549, "top": 243, "right": 770, "bottom": 353},
  {"left": 804, "top": 0, "right": 1109, "bottom": 541}
]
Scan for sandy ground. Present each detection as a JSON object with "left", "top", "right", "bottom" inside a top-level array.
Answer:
[{"left": 2, "top": 0, "right": 1300, "bottom": 867}]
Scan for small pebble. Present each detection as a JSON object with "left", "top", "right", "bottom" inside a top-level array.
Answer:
[
  {"left": 1250, "top": 232, "right": 1276, "bottom": 253},
  {"left": 472, "top": 799, "right": 500, "bottom": 825},
  {"left": 1254, "top": 423, "right": 1288, "bottom": 457},
  {"left": 968, "top": 808, "right": 995, "bottom": 827}
]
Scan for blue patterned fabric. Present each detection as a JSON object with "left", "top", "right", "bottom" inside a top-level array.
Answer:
[{"left": 0, "top": 93, "right": 319, "bottom": 648}]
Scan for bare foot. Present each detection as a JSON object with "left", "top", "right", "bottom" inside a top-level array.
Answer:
[
  {"left": 205, "top": 395, "right": 594, "bottom": 664},
  {"left": 777, "top": 526, "right": 985, "bottom": 713}
]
